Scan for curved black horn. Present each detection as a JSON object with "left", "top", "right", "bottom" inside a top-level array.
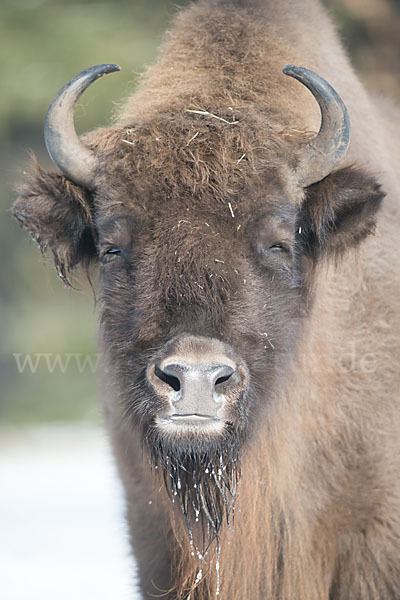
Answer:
[
  {"left": 282, "top": 65, "right": 350, "bottom": 188},
  {"left": 44, "top": 64, "right": 121, "bottom": 189}
]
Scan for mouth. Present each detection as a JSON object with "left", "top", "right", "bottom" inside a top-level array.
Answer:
[{"left": 155, "top": 413, "right": 226, "bottom": 433}]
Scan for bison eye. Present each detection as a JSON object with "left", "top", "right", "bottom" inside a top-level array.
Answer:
[
  {"left": 101, "top": 247, "right": 123, "bottom": 261},
  {"left": 266, "top": 241, "right": 291, "bottom": 253},
  {"left": 256, "top": 239, "right": 294, "bottom": 267}
]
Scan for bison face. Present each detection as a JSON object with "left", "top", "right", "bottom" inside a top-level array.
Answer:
[
  {"left": 94, "top": 161, "right": 382, "bottom": 449},
  {"left": 92, "top": 157, "right": 382, "bottom": 544},
  {"left": 96, "top": 181, "right": 303, "bottom": 432},
  {"left": 13, "top": 154, "right": 383, "bottom": 548},
  {"left": 12, "top": 64, "right": 384, "bottom": 545},
  {"left": 93, "top": 175, "right": 309, "bottom": 542}
]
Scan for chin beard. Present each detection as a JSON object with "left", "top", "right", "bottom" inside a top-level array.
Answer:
[{"left": 145, "top": 422, "right": 241, "bottom": 553}]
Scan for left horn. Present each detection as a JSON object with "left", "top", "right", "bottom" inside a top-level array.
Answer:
[
  {"left": 44, "top": 64, "right": 121, "bottom": 189},
  {"left": 282, "top": 65, "right": 350, "bottom": 188}
]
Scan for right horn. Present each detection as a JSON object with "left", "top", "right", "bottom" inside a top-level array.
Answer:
[
  {"left": 282, "top": 65, "right": 350, "bottom": 188},
  {"left": 44, "top": 63, "right": 121, "bottom": 189}
]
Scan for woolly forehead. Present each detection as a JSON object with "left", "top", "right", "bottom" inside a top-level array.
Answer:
[{"left": 92, "top": 114, "right": 305, "bottom": 218}]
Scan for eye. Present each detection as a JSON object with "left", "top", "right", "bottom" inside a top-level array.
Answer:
[
  {"left": 265, "top": 241, "right": 291, "bottom": 253},
  {"left": 249, "top": 213, "right": 296, "bottom": 267},
  {"left": 101, "top": 247, "right": 123, "bottom": 261},
  {"left": 256, "top": 239, "right": 294, "bottom": 266}
]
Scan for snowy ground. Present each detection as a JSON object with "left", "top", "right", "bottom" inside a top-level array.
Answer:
[{"left": 0, "top": 426, "right": 142, "bottom": 600}]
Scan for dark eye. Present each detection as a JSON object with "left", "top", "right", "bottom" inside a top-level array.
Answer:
[
  {"left": 256, "top": 240, "right": 294, "bottom": 266},
  {"left": 267, "top": 241, "right": 292, "bottom": 253},
  {"left": 101, "top": 247, "right": 123, "bottom": 261}
]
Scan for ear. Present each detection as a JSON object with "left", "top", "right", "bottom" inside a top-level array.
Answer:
[
  {"left": 12, "top": 157, "right": 96, "bottom": 284},
  {"left": 297, "top": 166, "right": 385, "bottom": 261}
]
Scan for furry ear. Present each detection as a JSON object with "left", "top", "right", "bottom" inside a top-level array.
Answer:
[
  {"left": 297, "top": 166, "right": 385, "bottom": 261},
  {"left": 12, "top": 158, "right": 96, "bottom": 284}
]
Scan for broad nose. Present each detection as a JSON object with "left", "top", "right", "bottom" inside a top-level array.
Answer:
[
  {"left": 146, "top": 337, "right": 247, "bottom": 418},
  {"left": 151, "top": 360, "right": 239, "bottom": 416}
]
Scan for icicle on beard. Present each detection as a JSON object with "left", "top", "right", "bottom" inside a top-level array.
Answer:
[{"left": 146, "top": 423, "right": 241, "bottom": 554}]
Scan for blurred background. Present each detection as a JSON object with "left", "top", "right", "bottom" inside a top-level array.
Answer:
[{"left": 0, "top": 0, "right": 399, "bottom": 598}]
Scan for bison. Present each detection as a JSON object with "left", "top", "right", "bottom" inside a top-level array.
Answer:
[{"left": 13, "top": 0, "right": 400, "bottom": 598}]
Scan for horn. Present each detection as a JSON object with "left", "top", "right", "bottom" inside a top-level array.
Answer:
[
  {"left": 44, "top": 64, "right": 121, "bottom": 189},
  {"left": 282, "top": 65, "right": 350, "bottom": 188}
]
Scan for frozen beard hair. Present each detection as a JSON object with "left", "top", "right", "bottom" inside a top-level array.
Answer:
[{"left": 146, "top": 422, "right": 241, "bottom": 553}]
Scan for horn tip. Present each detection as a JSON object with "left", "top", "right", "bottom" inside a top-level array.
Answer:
[
  {"left": 282, "top": 64, "right": 295, "bottom": 74},
  {"left": 282, "top": 64, "right": 306, "bottom": 78},
  {"left": 94, "top": 64, "right": 121, "bottom": 78},
  {"left": 282, "top": 64, "right": 294, "bottom": 73},
  {"left": 103, "top": 63, "right": 121, "bottom": 73}
]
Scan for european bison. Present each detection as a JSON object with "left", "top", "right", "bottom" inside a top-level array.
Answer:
[{"left": 13, "top": 0, "right": 400, "bottom": 598}]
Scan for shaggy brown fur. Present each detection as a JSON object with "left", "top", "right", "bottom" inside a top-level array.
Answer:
[{"left": 12, "top": 0, "right": 400, "bottom": 598}]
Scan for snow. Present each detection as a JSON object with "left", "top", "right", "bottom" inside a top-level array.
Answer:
[{"left": 0, "top": 426, "right": 142, "bottom": 600}]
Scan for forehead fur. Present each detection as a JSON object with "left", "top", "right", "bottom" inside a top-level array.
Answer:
[{"left": 90, "top": 110, "right": 304, "bottom": 217}]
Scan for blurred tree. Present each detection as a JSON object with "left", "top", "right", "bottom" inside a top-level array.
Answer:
[{"left": 326, "top": 0, "right": 400, "bottom": 101}]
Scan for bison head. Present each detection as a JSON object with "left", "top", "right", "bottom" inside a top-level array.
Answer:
[{"left": 13, "top": 64, "right": 383, "bottom": 548}]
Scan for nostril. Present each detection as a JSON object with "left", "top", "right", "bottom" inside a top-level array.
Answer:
[
  {"left": 154, "top": 365, "right": 181, "bottom": 392},
  {"left": 214, "top": 366, "right": 235, "bottom": 389},
  {"left": 215, "top": 372, "right": 233, "bottom": 387}
]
